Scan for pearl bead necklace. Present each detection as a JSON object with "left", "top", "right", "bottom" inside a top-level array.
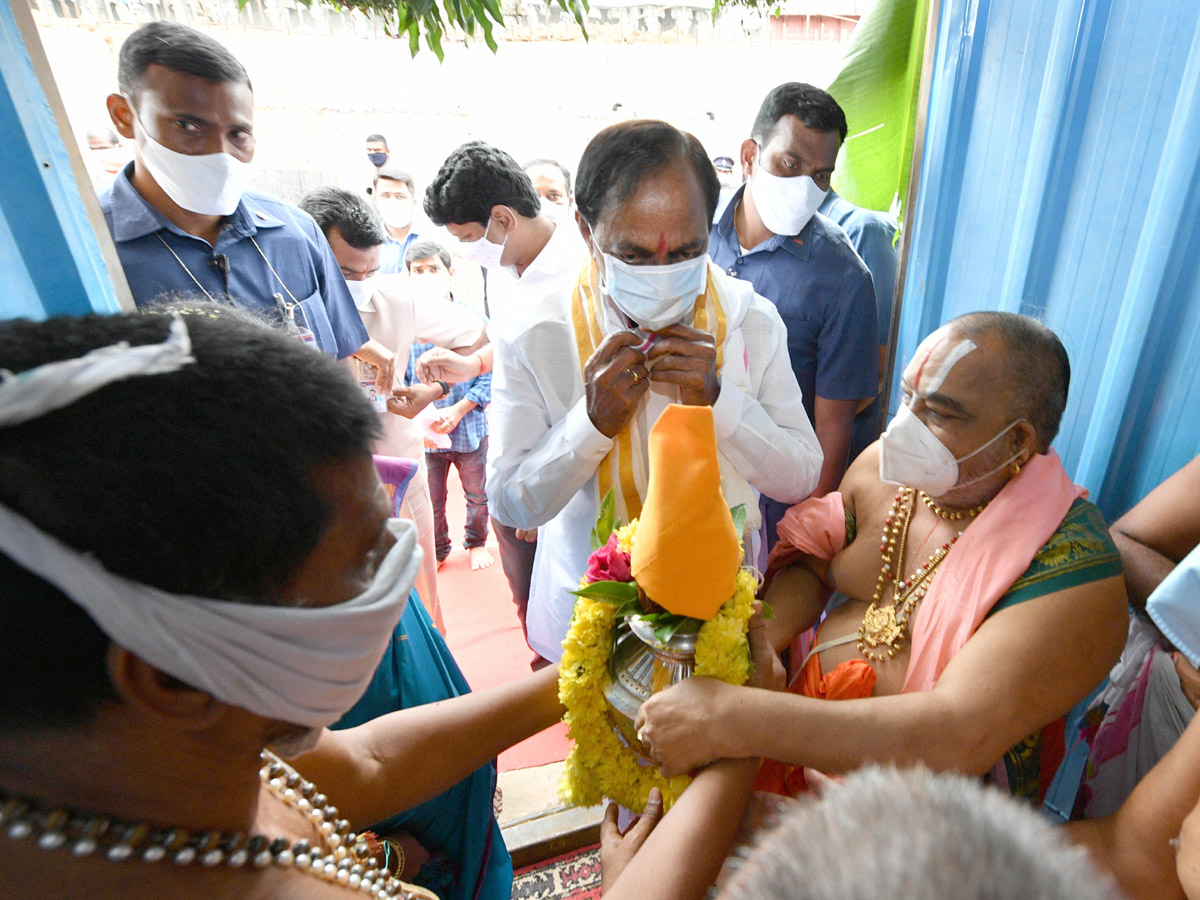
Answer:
[{"left": 0, "top": 750, "right": 423, "bottom": 900}]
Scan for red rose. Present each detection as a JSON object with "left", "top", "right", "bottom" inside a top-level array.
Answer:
[{"left": 585, "top": 533, "right": 632, "bottom": 583}]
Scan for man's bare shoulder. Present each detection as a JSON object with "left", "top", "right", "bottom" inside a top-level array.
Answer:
[{"left": 838, "top": 441, "right": 894, "bottom": 519}]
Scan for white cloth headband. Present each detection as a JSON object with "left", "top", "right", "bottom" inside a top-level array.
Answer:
[
  {"left": 0, "top": 501, "right": 419, "bottom": 728},
  {"left": 0, "top": 315, "right": 195, "bottom": 427}
]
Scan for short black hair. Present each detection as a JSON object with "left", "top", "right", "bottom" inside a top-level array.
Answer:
[
  {"left": 0, "top": 312, "right": 379, "bottom": 732},
  {"left": 299, "top": 186, "right": 388, "bottom": 250},
  {"left": 424, "top": 140, "right": 542, "bottom": 227},
  {"left": 366, "top": 133, "right": 388, "bottom": 147},
  {"left": 949, "top": 311, "right": 1071, "bottom": 451},
  {"left": 751, "top": 82, "right": 848, "bottom": 145},
  {"left": 374, "top": 165, "right": 415, "bottom": 194},
  {"left": 575, "top": 120, "right": 719, "bottom": 228},
  {"left": 524, "top": 158, "right": 573, "bottom": 194},
  {"left": 405, "top": 239, "right": 452, "bottom": 271},
  {"left": 117, "top": 22, "right": 251, "bottom": 100}
]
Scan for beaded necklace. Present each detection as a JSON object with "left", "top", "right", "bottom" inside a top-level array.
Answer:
[
  {"left": 857, "top": 488, "right": 984, "bottom": 662},
  {"left": 0, "top": 750, "right": 428, "bottom": 900}
]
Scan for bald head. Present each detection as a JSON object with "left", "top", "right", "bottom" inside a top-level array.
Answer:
[{"left": 947, "top": 312, "right": 1069, "bottom": 452}]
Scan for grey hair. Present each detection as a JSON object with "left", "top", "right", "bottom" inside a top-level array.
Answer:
[{"left": 719, "top": 766, "right": 1121, "bottom": 900}]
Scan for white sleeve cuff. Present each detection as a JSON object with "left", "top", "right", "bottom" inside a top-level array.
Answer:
[
  {"left": 563, "top": 397, "right": 615, "bottom": 459},
  {"left": 711, "top": 374, "right": 746, "bottom": 440}
]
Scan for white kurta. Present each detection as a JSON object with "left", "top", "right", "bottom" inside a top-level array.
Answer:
[
  {"left": 487, "top": 262, "right": 823, "bottom": 661},
  {"left": 355, "top": 274, "right": 484, "bottom": 630}
]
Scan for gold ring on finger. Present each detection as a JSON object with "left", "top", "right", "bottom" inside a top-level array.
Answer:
[{"left": 629, "top": 368, "right": 641, "bottom": 385}]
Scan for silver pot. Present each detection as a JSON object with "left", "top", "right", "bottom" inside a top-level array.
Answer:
[{"left": 603, "top": 615, "right": 698, "bottom": 757}]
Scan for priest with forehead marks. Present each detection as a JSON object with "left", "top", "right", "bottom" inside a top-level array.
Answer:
[{"left": 634, "top": 311, "right": 1128, "bottom": 805}]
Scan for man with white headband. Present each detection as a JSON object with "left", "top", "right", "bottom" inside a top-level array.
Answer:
[
  {"left": 98, "top": 22, "right": 369, "bottom": 361},
  {"left": 0, "top": 310, "right": 783, "bottom": 900},
  {"left": 709, "top": 82, "right": 878, "bottom": 543},
  {"left": 635, "top": 311, "right": 1128, "bottom": 805},
  {"left": 487, "top": 119, "right": 823, "bottom": 664},
  {"left": 0, "top": 312, "right": 570, "bottom": 899}
]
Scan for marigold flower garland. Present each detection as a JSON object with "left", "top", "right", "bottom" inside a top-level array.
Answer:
[{"left": 558, "top": 516, "right": 758, "bottom": 811}]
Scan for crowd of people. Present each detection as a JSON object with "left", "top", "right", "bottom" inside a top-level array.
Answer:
[{"left": 4, "top": 16, "right": 1200, "bottom": 900}]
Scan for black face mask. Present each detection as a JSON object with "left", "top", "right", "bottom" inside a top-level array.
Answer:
[{"left": 368, "top": 151, "right": 387, "bottom": 167}]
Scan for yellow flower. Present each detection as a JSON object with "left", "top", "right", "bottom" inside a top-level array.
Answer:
[
  {"left": 557, "top": 567, "right": 756, "bottom": 810},
  {"left": 615, "top": 519, "right": 639, "bottom": 555}
]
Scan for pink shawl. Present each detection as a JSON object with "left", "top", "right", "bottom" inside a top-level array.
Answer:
[{"left": 774, "top": 451, "right": 1085, "bottom": 692}]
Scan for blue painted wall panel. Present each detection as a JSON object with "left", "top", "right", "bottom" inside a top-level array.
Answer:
[
  {"left": 899, "top": 0, "right": 1200, "bottom": 519},
  {"left": 0, "top": 0, "right": 122, "bottom": 320}
]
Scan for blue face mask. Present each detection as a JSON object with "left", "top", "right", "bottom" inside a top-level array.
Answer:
[
  {"left": 368, "top": 151, "right": 388, "bottom": 168},
  {"left": 1147, "top": 543, "right": 1200, "bottom": 667},
  {"left": 601, "top": 253, "right": 708, "bottom": 332}
]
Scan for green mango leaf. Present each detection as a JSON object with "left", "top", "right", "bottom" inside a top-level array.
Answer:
[
  {"left": 730, "top": 503, "right": 747, "bottom": 540},
  {"left": 571, "top": 580, "right": 638, "bottom": 604},
  {"left": 590, "top": 489, "right": 617, "bottom": 551}
]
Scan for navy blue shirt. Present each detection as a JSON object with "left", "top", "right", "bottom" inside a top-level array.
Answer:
[
  {"left": 709, "top": 185, "right": 878, "bottom": 423},
  {"left": 99, "top": 164, "right": 367, "bottom": 358},
  {"left": 819, "top": 189, "right": 899, "bottom": 346}
]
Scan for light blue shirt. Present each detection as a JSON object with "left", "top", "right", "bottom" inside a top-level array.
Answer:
[
  {"left": 819, "top": 188, "right": 899, "bottom": 346},
  {"left": 99, "top": 164, "right": 367, "bottom": 358}
]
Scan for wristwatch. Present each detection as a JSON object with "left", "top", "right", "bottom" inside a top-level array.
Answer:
[{"left": 434, "top": 379, "right": 451, "bottom": 398}]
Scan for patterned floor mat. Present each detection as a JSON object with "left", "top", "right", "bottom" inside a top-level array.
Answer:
[{"left": 511, "top": 845, "right": 601, "bottom": 900}]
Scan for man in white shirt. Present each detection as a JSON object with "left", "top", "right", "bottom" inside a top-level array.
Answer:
[
  {"left": 422, "top": 141, "right": 589, "bottom": 663},
  {"left": 487, "top": 120, "right": 823, "bottom": 662},
  {"left": 301, "top": 187, "right": 486, "bottom": 633}
]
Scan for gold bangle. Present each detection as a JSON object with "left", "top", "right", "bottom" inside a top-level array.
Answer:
[{"left": 382, "top": 837, "right": 406, "bottom": 876}]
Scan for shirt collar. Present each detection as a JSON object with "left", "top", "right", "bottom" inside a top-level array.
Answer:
[
  {"left": 519, "top": 218, "right": 573, "bottom": 282},
  {"left": 107, "top": 162, "right": 281, "bottom": 243},
  {"left": 715, "top": 184, "right": 813, "bottom": 260}
]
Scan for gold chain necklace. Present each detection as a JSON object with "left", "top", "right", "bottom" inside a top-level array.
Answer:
[
  {"left": 857, "top": 489, "right": 968, "bottom": 662},
  {"left": 918, "top": 490, "right": 987, "bottom": 521},
  {"left": 0, "top": 750, "right": 427, "bottom": 900}
]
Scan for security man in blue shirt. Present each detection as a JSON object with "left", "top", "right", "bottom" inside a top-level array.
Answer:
[
  {"left": 819, "top": 188, "right": 900, "bottom": 460},
  {"left": 710, "top": 82, "right": 877, "bottom": 549},
  {"left": 99, "top": 22, "right": 368, "bottom": 360}
]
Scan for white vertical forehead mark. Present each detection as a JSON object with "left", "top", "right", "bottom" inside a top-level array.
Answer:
[{"left": 907, "top": 327, "right": 977, "bottom": 396}]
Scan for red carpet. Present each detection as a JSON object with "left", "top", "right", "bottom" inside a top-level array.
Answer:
[{"left": 435, "top": 459, "right": 569, "bottom": 772}]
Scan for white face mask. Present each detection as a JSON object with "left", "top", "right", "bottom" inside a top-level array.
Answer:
[
  {"left": 410, "top": 271, "right": 450, "bottom": 304},
  {"left": 749, "top": 160, "right": 828, "bottom": 237},
  {"left": 879, "top": 402, "right": 1025, "bottom": 496},
  {"left": 540, "top": 196, "right": 571, "bottom": 223},
  {"left": 1147, "top": 544, "right": 1200, "bottom": 667},
  {"left": 345, "top": 276, "right": 377, "bottom": 310},
  {"left": 377, "top": 197, "right": 413, "bottom": 230},
  {"left": 137, "top": 132, "right": 254, "bottom": 217},
  {"left": 601, "top": 253, "right": 708, "bottom": 332},
  {"left": 459, "top": 219, "right": 508, "bottom": 271}
]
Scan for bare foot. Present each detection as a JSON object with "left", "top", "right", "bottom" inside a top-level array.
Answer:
[{"left": 469, "top": 546, "right": 495, "bottom": 570}]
